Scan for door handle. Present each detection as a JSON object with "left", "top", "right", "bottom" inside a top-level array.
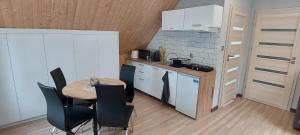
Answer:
[
  {"left": 290, "top": 57, "right": 296, "bottom": 64},
  {"left": 227, "top": 55, "right": 234, "bottom": 61}
]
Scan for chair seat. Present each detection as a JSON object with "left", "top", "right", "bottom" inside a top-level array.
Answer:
[{"left": 66, "top": 106, "right": 94, "bottom": 129}]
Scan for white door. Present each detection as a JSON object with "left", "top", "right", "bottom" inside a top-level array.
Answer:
[
  {"left": 245, "top": 10, "right": 300, "bottom": 110},
  {"left": 162, "top": 9, "right": 185, "bottom": 30},
  {"left": 7, "top": 34, "right": 48, "bottom": 120},
  {"left": 44, "top": 34, "right": 77, "bottom": 85},
  {"left": 73, "top": 34, "right": 99, "bottom": 80},
  {"left": 98, "top": 32, "right": 119, "bottom": 79},
  {"left": 220, "top": 6, "right": 248, "bottom": 106},
  {"left": 176, "top": 74, "right": 199, "bottom": 118},
  {"left": 0, "top": 34, "right": 21, "bottom": 126}
]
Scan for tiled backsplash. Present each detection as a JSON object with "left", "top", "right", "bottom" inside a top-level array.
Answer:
[{"left": 147, "top": 30, "right": 221, "bottom": 68}]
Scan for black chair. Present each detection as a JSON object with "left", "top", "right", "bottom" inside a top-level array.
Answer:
[
  {"left": 120, "top": 64, "right": 136, "bottom": 103},
  {"left": 50, "top": 67, "right": 93, "bottom": 107},
  {"left": 95, "top": 84, "right": 134, "bottom": 135},
  {"left": 38, "top": 82, "right": 93, "bottom": 135}
]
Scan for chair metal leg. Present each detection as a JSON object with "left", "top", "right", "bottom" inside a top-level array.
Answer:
[
  {"left": 133, "top": 108, "right": 137, "bottom": 117},
  {"left": 51, "top": 127, "right": 56, "bottom": 135},
  {"left": 130, "top": 115, "right": 134, "bottom": 133},
  {"left": 125, "top": 128, "right": 129, "bottom": 135}
]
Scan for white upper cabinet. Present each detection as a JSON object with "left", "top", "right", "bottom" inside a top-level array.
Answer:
[
  {"left": 7, "top": 34, "right": 48, "bottom": 120},
  {"left": 73, "top": 34, "right": 99, "bottom": 80},
  {"left": 162, "top": 9, "right": 185, "bottom": 30},
  {"left": 184, "top": 5, "right": 223, "bottom": 31},
  {"left": 44, "top": 34, "right": 77, "bottom": 85},
  {"left": 0, "top": 34, "right": 21, "bottom": 125},
  {"left": 162, "top": 5, "right": 223, "bottom": 32}
]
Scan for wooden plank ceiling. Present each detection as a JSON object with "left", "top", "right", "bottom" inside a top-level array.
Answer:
[{"left": 0, "top": 0, "right": 178, "bottom": 62}]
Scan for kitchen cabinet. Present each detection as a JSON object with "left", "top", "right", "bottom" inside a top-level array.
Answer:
[
  {"left": 184, "top": 5, "right": 223, "bottom": 31},
  {"left": 7, "top": 34, "right": 48, "bottom": 120},
  {"left": 128, "top": 59, "right": 215, "bottom": 119},
  {"left": 162, "top": 9, "right": 185, "bottom": 30},
  {"left": 98, "top": 33, "right": 119, "bottom": 79},
  {"left": 74, "top": 34, "right": 99, "bottom": 80},
  {"left": 168, "top": 70, "right": 177, "bottom": 106},
  {"left": 162, "top": 5, "right": 223, "bottom": 32},
  {"left": 176, "top": 73, "right": 200, "bottom": 119},
  {"left": 148, "top": 66, "right": 166, "bottom": 99},
  {"left": 44, "top": 34, "right": 77, "bottom": 86},
  {"left": 0, "top": 28, "right": 119, "bottom": 127},
  {"left": 132, "top": 62, "right": 152, "bottom": 94},
  {"left": 0, "top": 34, "right": 21, "bottom": 126},
  {"left": 130, "top": 61, "right": 178, "bottom": 106}
]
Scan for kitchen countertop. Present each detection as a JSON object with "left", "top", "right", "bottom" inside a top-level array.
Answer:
[{"left": 128, "top": 58, "right": 216, "bottom": 78}]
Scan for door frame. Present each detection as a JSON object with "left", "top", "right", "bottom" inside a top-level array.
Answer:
[
  {"left": 219, "top": 5, "right": 249, "bottom": 106},
  {"left": 244, "top": 7, "right": 300, "bottom": 110}
]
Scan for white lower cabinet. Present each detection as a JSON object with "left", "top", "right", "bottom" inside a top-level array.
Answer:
[
  {"left": 130, "top": 62, "right": 177, "bottom": 106},
  {"left": 168, "top": 71, "right": 177, "bottom": 106},
  {"left": 7, "top": 34, "right": 48, "bottom": 120},
  {"left": 176, "top": 74, "right": 200, "bottom": 119},
  {"left": 148, "top": 66, "right": 165, "bottom": 99},
  {"left": 0, "top": 29, "right": 120, "bottom": 127},
  {"left": 133, "top": 62, "right": 152, "bottom": 94},
  {"left": 44, "top": 34, "right": 77, "bottom": 86},
  {"left": 0, "top": 34, "right": 21, "bottom": 126},
  {"left": 74, "top": 34, "right": 99, "bottom": 80}
]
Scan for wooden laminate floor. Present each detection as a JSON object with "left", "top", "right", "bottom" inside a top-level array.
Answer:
[{"left": 0, "top": 92, "right": 299, "bottom": 135}]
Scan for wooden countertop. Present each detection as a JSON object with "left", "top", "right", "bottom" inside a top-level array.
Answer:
[{"left": 128, "top": 59, "right": 216, "bottom": 78}]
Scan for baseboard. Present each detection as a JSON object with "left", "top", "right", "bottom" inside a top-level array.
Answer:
[
  {"left": 290, "top": 108, "right": 297, "bottom": 113},
  {"left": 236, "top": 94, "right": 243, "bottom": 98},
  {"left": 0, "top": 115, "right": 46, "bottom": 130},
  {"left": 211, "top": 106, "right": 219, "bottom": 112}
]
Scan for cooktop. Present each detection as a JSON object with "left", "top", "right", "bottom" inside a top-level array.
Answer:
[{"left": 169, "top": 63, "right": 214, "bottom": 72}]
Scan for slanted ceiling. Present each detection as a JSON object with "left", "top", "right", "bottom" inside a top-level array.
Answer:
[{"left": 0, "top": 0, "right": 179, "bottom": 63}]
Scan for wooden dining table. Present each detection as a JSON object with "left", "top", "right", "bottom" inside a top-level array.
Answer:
[{"left": 62, "top": 78, "right": 126, "bottom": 135}]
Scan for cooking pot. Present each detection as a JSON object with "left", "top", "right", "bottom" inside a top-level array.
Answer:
[{"left": 169, "top": 58, "right": 191, "bottom": 68}]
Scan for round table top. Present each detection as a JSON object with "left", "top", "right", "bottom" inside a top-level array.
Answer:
[{"left": 62, "top": 78, "right": 126, "bottom": 100}]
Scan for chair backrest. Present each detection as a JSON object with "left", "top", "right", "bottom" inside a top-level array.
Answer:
[
  {"left": 95, "top": 84, "right": 128, "bottom": 127},
  {"left": 37, "top": 82, "right": 66, "bottom": 131},
  {"left": 120, "top": 64, "right": 136, "bottom": 100},
  {"left": 50, "top": 67, "right": 69, "bottom": 104}
]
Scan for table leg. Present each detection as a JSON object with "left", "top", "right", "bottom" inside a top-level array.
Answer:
[{"left": 93, "top": 103, "right": 97, "bottom": 135}]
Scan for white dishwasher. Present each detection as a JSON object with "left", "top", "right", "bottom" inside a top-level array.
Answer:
[{"left": 176, "top": 73, "right": 200, "bottom": 119}]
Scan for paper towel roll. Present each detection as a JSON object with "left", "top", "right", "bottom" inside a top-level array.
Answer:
[{"left": 131, "top": 50, "right": 139, "bottom": 59}]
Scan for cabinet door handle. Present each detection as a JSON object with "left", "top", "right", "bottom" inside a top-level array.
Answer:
[
  {"left": 153, "top": 67, "right": 159, "bottom": 70},
  {"left": 138, "top": 78, "right": 144, "bottom": 80},
  {"left": 138, "top": 71, "right": 144, "bottom": 73},
  {"left": 138, "top": 64, "right": 144, "bottom": 66},
  {"left": 192, "top": 24, "right": 202, "bottom": 27}
]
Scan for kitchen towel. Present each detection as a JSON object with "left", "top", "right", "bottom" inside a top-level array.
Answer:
[{"left": 161, "top": 71, "right": 170, "bottom": 104}]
